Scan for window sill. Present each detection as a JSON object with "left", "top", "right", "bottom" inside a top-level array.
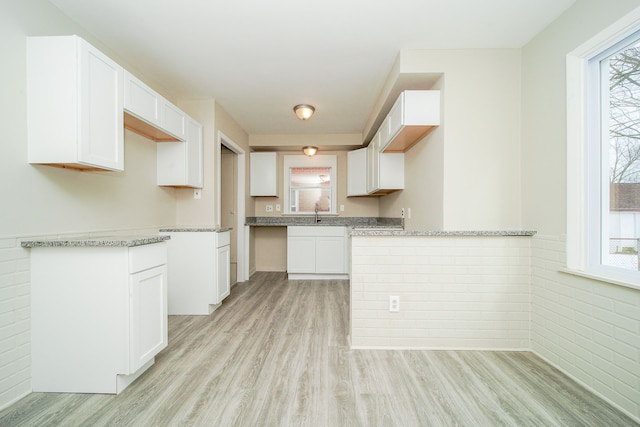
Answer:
[{"left": 560, "top": 268, "right": 640, "bottom": 291}]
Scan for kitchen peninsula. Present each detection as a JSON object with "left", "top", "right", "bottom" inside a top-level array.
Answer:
[{"left": 350, "top": 230, "right": 536, "bottom": 350}]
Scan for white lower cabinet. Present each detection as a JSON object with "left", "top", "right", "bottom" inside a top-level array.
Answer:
[
  {"left": 160, "top": 230, "right": 231, "bottom": 315},
  {"left": 30, "top": 242, "right": 168, "bottom": 394},
  {"left": 287, "top": 226, "right": 348, "bottom": 279}
]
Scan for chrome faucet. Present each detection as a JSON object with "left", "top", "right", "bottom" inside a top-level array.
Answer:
[{"left": 315, "top": 206, "right": 320, "bottom": 223}]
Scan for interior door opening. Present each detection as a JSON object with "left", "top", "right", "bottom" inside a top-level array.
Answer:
[{"left": 218, "top": 131, "right": 247, "bottom": 283}]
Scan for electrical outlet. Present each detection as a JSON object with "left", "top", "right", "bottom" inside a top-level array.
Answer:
[
  {"left": 275, "top": 204, "right": 281, "bottom": 211},
  {"left": 401, "top": 208, "right": 405, "bottom": 218},
  {"left": 340, "top": 204, "right": 345, "bottom": 212},
  {"left": 266, "top": 205, "right": 273, "bottom": 212},
  {"left": 193, "top": 189, "right": 201, "bottom": 199},
  {"left": 389, "top": 296, "right": 400, "bottom": 312}
]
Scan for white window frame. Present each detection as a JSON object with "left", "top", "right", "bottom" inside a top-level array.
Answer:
[
  {"left": 283, "top": 155, "right": 337, "bottom": 215},
  {"left": 566, "top": 6, "right": 640, "bottom": 290}
]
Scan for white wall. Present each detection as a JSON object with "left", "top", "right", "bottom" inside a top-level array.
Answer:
[
  {"left": 380, "top": 49, "right": 522, "bottom": 231},
  {"left": 521, "top": 0, "right": 640, "bottom": 421}
]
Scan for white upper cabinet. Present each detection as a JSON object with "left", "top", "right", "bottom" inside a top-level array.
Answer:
[
  {"left": 347, "top": 148, "right": 367, "bottom": 196},
  {"left": 348, "top": 132, "right": 404, "bottom": 197},
  {"left": 367, "top": 131, "right": 381, "bottom": 194},
  {"left": 160, "top": 101, "right": 187, "bottom": 141},
  {"left": 123, "top": 70, "right": 187, "bottom": 142},
  {"left": 250, "top": 152, "right": 278, "bottom": 196},
  {"left": 379, "top": 90, "right": 440, "bottom": 153},
  {"left": 157, "top": 116, "right": 203, "bottom": 188},
  {"left": 27, "top": 35, "right": 124, "bottom": 171}
]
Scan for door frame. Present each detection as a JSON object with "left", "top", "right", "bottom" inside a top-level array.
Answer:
[{"left": 217, "top": 131, "right": 248, "bottom": 283}]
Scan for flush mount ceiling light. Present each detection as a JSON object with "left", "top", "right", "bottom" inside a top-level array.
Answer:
[
  {"left": 293, "top": 104, "right": 315, "bottom": 120},
  {"left": 303, "top": 146, "right": 318, "bottom": 156}
]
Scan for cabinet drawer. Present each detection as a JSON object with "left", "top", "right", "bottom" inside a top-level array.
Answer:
[
  {"left": 129, "top": 242, "right": 167, "bottom": 273},
  {"left": 287, "top": 226, "right": 345, "bottom": 237}
]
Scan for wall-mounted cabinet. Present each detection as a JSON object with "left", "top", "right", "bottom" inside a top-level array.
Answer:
[
  {"left": 157, "top": 117, "right": 203, "bottom": 188},
  {"left": 27, "top": 35, "right": 124, "bottom": 171},
  {"left": 347, "top": 148, "right": 367, "bottom": 196},
  {"left": 123, "top": 70, "right": 187, "bottom": 142},
  {"left": 379, "top": 90, "right": 440, "bottom": 153},
  {"left": 250, "top": 152, "right": 278, "bottom": 196},
  {"left": 347, "top": 138, "right": 404, "bottom": 197}
]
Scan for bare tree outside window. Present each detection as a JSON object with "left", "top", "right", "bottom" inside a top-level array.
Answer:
[
  {"left": 607, "top": 41, "right": 640, "bottom": 270},
  {"left": 609, "top": 44, "right": 640, "bottom": 184}
]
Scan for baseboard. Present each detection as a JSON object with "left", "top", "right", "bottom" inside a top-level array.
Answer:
[
  {"left": 532, "top": 350, "right": 640, "bottom": 425},
  {"left": 0, "top": 390, "right": 31, "bottom": 412},
  {"left": 349, "top": 345, "right": 531, "bottom": 352}
]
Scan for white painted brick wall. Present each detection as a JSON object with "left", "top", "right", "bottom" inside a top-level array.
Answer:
[
  {"left": 531, "top": 234, "right": 640, "bottom": 421},
  {"left": 350, "top": 235, "right": 531, "bottom": 350},
  {"left": 0, "top": 238, "right": 31, "bottom": 409}
]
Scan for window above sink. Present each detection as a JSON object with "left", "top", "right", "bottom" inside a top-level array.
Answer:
[{"left": 284, "top": 155, "right": 337, "bottom": 215}]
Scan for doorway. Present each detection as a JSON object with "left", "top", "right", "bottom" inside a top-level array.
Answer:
[{"left": 218, "top": 132, "right": 247, "bottom": 283}]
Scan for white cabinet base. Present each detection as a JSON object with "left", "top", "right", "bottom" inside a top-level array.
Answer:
[
  {"left": 287, "top": 273, "right": 349, "bottom": 280},
  {"left": 30, "top": 243, "right": 168, "bottom": 394},
  {"left": 161, "top": 230, "right": 231, "bottom": 315},
  {"left": 116, "top": 358, "right": 155, "bottom": 394},
  {"left": 287, "top": 226, "right": 348, "bottom": 280}
]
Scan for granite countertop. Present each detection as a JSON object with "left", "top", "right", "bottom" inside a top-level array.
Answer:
[
  {"left": 21, "top": 235, "right": 171, "bottom": 248},
  {"left": 349, "top": 229, "right": 537, "bottom": 237},
  {"left": 159, "top": 227, "right": 233, "bottom": 233},
  {"left": 246, "top": 216, "right": 403, "bottom": 228}
]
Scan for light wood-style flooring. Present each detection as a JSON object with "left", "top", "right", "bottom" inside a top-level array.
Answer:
[{"left": 0, "top": 271, "right": 636, "bottom": 426}]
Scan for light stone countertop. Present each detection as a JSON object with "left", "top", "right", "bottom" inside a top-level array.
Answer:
[
  {"left": 349, "top": 229, "right": 536, "bottom": 237},
  {"left": 245, "top": 216, "right": 403, "bottom": 228},
  {"left": 159, "top": 227, "right": 233, "bottom": 233},
  {"left": 21, "top": 235, "right": 171, "bottom": 248}
]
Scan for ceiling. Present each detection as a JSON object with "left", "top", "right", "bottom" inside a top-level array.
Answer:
[{"left": 49, "top": 0, "right": 575, "bottom": 138}]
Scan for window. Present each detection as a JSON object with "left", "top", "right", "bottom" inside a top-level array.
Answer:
[
  {"left": 283, "top": 155, "right": 337, "bottom": 215},
  {"left": 567, "top": 13, "right": 640, "bottom": 288}
]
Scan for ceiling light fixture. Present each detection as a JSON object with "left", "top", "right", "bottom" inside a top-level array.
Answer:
[
  {"left": 303, "top": 146, "right": 318, "bottom": 157},
  {"left": 294, "top": 104, "right": 315, "bottom": 120}
]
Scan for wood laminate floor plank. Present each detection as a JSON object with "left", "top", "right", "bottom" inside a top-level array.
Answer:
[{"left": 0, "top": 271, "right": 637, "bottom": 427}]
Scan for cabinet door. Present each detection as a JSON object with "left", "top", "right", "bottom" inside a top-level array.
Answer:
[
  {"left": 123, "top": 70, "right": 161, "bottom": 127},
  {"left": 315, "top": 237, "right": 346, "bottom": 273},
  {"left": 250, "top": 152, "right": 278, "bottom": 196},
  {"left": 367, "top": 132, "right": 380, "bottom": 193},
  {"left": 287, "top": 236, "right": 316, "bottom": 273},
  {"left": 386, "top": 92, "right": 405, "bottom": 144},
  {"left": 216, "top": 245, "right": 231, "bottom": 303},
  {"left": 160, "top": 100, "right": 187, "bottom": 141},
  {"left": 186, "top": 119, "right": 203, "bottom": 188},
  {"left": 129, "top": 265, "right": 168, "bottom": 373},
  {"left": 78, "top": 40, "right": 124, "bottom": 171},
  {"left": 347, "top": 148, "right": 367, "bottom": 196},
  {"left": 157, "top": 117, "right": 203, "bottom": 188}
]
